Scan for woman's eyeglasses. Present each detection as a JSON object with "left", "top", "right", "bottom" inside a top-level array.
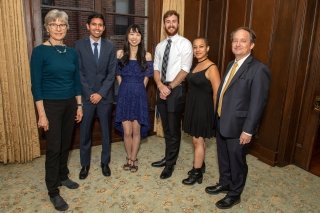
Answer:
[{"left": 48, "top": 23, "right": 67, "bottom": 30}]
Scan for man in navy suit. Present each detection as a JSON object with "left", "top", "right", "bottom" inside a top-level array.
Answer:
[
  {"left": 205, "top": 27, "right": 271, "bottom": 209},
  {"left": 75, "top": 13, "right": 116, "bottom": 179}
]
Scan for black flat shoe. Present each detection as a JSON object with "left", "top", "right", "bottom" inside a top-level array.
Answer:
[
  {"left": 101, "top": 163, "right": 111, "bottom": 176},
  {"left": 151, "top": 158, "right": 166, "bottom": 167},
  {"left": 215, "top": 196, "right": 240, "bottom": 209},
  {"left": 50, "top": 195, "right": 69, "bottom": 211},
  {"left": 205, "top": 183, "right": 229, "bottom": 195},
  {"left": 60, "top": 178, "right": 79, "bottom": 189},
  {"left": 160, "top": 165, "right": 174, "bottom": 179},
  {"left": 79, "top": 166, "right": 90, "bottom": 179}
]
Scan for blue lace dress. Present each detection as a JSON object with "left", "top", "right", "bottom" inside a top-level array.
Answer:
[{"left": 115, "top": 60, "right": 154, "bottom": 137}]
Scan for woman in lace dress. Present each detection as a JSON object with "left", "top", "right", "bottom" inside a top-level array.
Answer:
[{"left": 115, "top": 24, "right": 153, "bottom": 172}]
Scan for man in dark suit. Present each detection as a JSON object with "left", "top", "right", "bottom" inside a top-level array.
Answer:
[
  {"left": 75, "top": 13, "right": 116, "bottom": 179},
  {"left": 205, "top": 27, "right": 271, "bottom": 209},
  {"left": 151, "top": 10, "right": 193, "bottom": 179}
]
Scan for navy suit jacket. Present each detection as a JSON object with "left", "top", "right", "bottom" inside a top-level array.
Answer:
[
  {"left": 75, "top": 37, "right": 116, "bottom": 103},
  {"left": 217, "top": 55, "right": 271, "bottom": 138}
]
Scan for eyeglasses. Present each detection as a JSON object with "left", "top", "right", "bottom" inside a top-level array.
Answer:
[{"left": 48, "top": 23, "right": 67, "bottom": 30}]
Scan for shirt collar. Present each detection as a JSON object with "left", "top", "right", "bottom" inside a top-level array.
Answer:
[
  {"left": 234, "top": 53, "right": 251, "bottom": 67},
  {"left": 166, "top": 34, "right": 179, "bottom": 42},
  {"left": 89, "top": 37, "right": 101, "bottom": 46}
]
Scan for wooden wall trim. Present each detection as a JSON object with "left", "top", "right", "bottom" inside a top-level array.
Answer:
[
  {"left": 220, "top": 0, "right": 230, "bottom": 74},
  {"left": 292, "top": 0, "right": 320, "bottom": 169},
  {"left": 249, "top": 143, "right": 278, "bottom": 166},
  {"left": 242, "top": 0, "right": 302, "bottom": 166},
  {"left": 277, "top": 0, "right": 311, "bottom": 166},
  {"left": 147, "top": 0, "right": 162, "bottom": 53}
]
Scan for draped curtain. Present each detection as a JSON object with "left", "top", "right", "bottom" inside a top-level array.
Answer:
[
  {"left": 154, "top": 0, "right": 185, "bottom": 137},
  {"left": 160, "top": 0, "right": 185, "bottom": 40},
  {"left": 0, "top": 0, "right": 40, "bottom": 163}
]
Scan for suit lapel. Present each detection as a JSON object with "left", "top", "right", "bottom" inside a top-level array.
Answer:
[
  {"left": 218, "top": 62, "right": 233, "bottom": 95},
  {"left": 84, "top": 38, "right": 94, "bottom": 57},
  {"left": 98, "top": 39, "right": 107, "bottom": 66},
  {"left": 227, "top": 55, "right": 253, "bottom": 89},
  {"left": 84, "top": 37, "right": 99, "bottom": 66}
]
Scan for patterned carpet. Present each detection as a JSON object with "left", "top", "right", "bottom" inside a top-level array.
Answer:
[{"left": 1, "top": 134, "right": 320, "bottom": 213}]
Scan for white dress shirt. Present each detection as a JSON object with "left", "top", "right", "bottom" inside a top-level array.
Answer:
[
  {"left": 90, "top": 37, "right": 101, "bottom": 58},
  {"left": 154, "top": 34, "right": 193, "bottom": 82},
  {"left": 220, "top": 53, "right": 251, "bottom": 93}
]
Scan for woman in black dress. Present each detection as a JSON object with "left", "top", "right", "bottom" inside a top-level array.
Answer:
[{"left": 182, "top": 38, "right": 221, "bottom": 185}]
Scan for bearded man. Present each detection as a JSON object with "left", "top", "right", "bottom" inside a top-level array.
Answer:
[{"left": 151, "top": 10, "right": 193, "bottom": 179}]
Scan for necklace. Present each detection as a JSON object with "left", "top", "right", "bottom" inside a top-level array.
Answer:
[
  {"left": 48, "top": 40, "right": 67, "bottom": 54},
  {"left": 197, "top": 58, "right": 208, "bottom": 63}
]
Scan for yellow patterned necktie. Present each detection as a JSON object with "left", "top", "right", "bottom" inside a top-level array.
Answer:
[{"left": 217, "top": 62, "right": 238, "bottom": 116}]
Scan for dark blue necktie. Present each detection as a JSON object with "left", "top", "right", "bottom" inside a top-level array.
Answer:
[
  {"left": 93, "top": 42, "right": 99, "bottom": 64},
  {"left": 161, "top": 39, "right": 172, "bottom": 82}
]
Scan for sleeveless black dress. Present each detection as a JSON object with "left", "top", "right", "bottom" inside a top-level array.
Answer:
[{"left": 183, "top": 64, "right": 215, "bottom": 138}]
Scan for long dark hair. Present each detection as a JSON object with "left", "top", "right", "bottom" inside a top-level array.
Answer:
[{"left": 119, "top": 24, "right": 147, "bottom": 71}]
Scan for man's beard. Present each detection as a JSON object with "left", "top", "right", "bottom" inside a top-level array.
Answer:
[{"left": 165, "top": 27, "right": 178, "bottom": 36}]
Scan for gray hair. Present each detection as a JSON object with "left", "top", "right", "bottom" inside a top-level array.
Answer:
[{"left": 44, "top": 9, "right": 69, "bottom": 30}]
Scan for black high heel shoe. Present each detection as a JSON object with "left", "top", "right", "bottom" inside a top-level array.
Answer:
[
  {"left": 182, "top": 168, "right": 203, "bottom": 185},
  {"left": 188, "top": 162, "right": 206, "bottom": 175}
]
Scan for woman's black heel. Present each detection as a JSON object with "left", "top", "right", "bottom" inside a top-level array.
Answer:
[{"left": 182, "top": 168, "right": 203, "bottom": 185}]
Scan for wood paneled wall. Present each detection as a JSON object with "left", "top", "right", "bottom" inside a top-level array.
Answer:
[
  {"left": 183, "top": 0, "right": 320, "bottom": 168},
  {"left": 24, "top": 0, "right": 320, "bottom": 169}
]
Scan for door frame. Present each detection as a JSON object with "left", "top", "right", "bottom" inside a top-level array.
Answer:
[{"left": 277, "top": 0, "right": 320, "bottom": 169}]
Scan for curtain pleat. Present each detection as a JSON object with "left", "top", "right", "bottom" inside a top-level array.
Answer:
[
  {"left": 160, "top": 0, "right": 185, "bottom": 40},
  {"left": 0, "top": 0, "right": 40, "bottom": 163}
]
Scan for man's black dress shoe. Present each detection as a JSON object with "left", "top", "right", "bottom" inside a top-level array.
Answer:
[
  {"left": 160, "top": 165, "right": 174, "bottom": 179},
  {"left": 101, "top": 163, "right": 111, "bottom": 176},
  {"left": 205, "top": 183, "right": 229, "bottom": 195},
  {"left": 215, "top": 196, "right": 240, "bottom": 209},
  {"left": 151, "top": 158, "right": 166, "bottom": 167},
  {"left": 79, "top": 166, "right": 90, "bottom": 179}
]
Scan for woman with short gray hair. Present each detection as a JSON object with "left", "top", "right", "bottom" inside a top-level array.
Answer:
[{"left": 30, "top": 9, "right": 82, "bottom": 211}]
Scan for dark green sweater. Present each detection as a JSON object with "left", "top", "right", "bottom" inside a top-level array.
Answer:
[{"left": 30, "top": 44, "right": 81, "bottom": 101}]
